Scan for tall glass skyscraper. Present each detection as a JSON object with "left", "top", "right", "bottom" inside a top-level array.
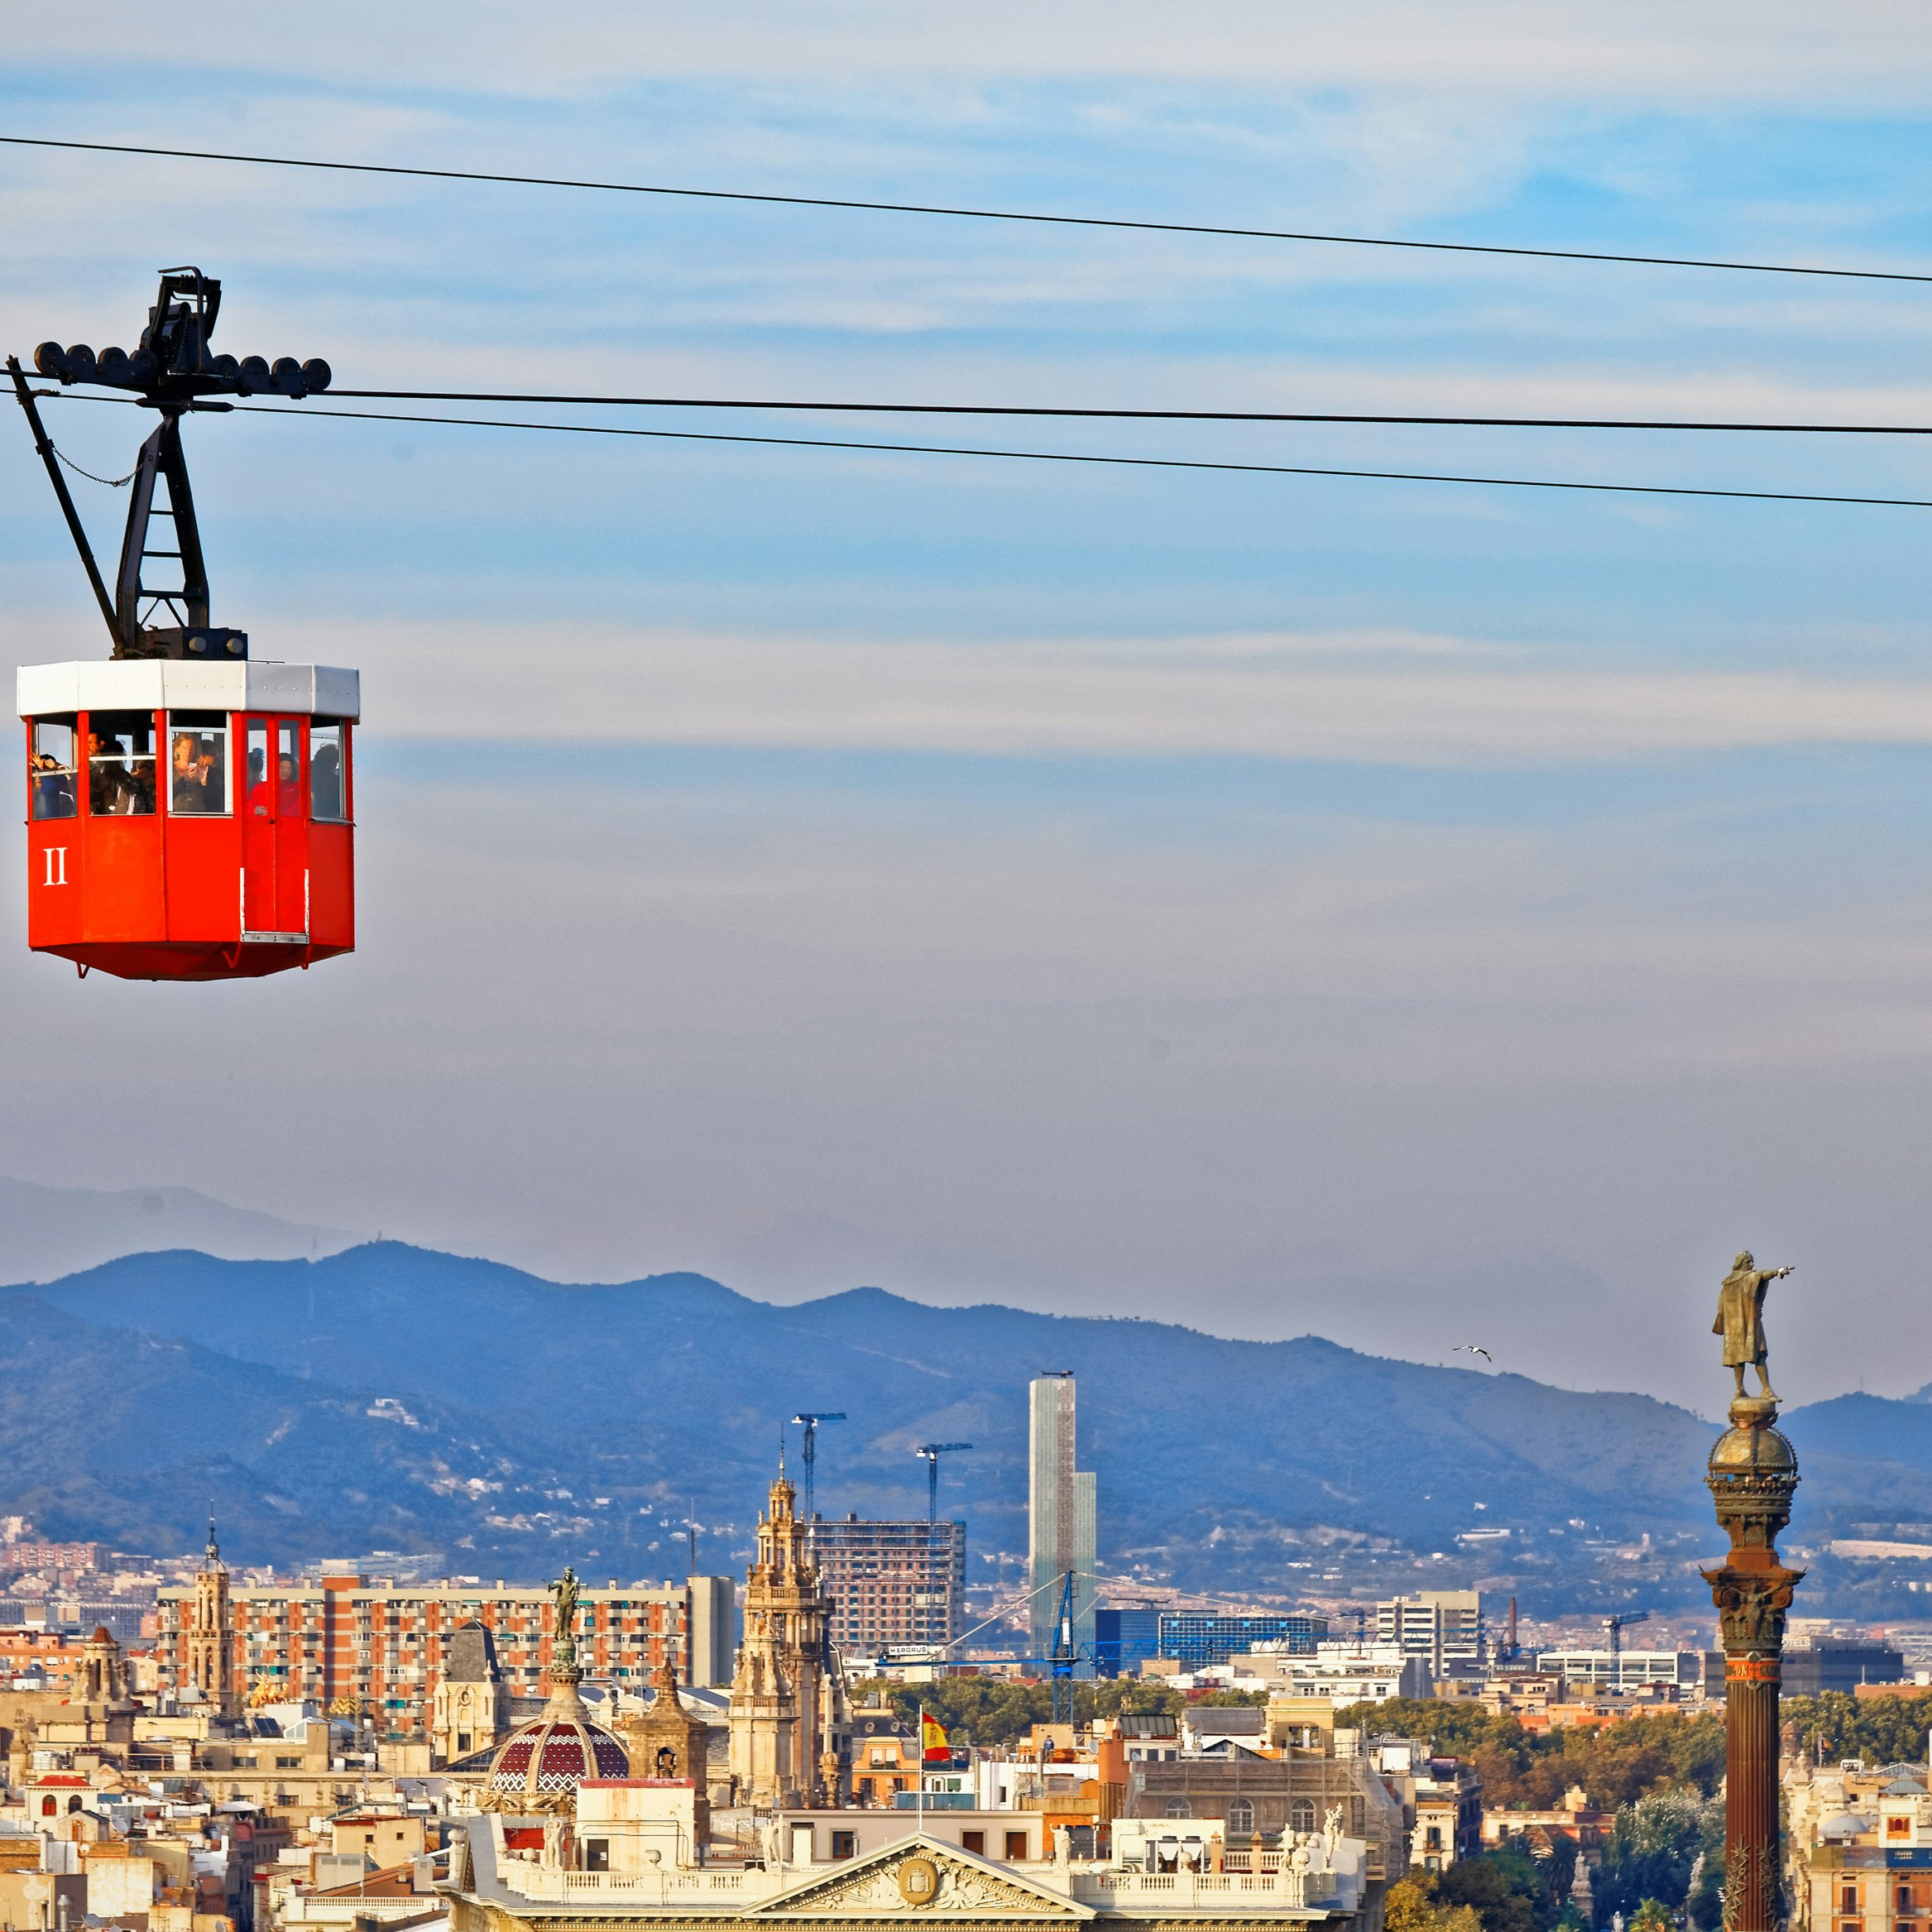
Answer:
[{"left": 1028, "top": 1373, "right": 1097, "bottom": 1673}]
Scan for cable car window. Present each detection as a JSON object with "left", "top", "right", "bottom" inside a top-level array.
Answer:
[
  {"left": 309, "top": 722, "right": 347, "bottom": 822},
  {"left": 29, "top": 717, "right": 78, "bottom": 821},
  {"left": 277, "top": 720, "right": 304, "bottom": 816},
  {"left": 167, "top": 712, "right": 229, "bottom": 816},
  {"left": 87, "top": 712, "right": 156, "bottom": 816},
  {"left": 246, "top": 722, "right": 271, "bottom": 817}
]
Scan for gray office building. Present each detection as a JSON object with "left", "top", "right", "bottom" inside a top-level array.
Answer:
[
  {"left": 687, "top": 1575, "right": 738, "bottom": 1686},
  {"left": 1028, "top": 1373, "right": 1097, "bottom": 1673},
  {"left": 1781, "top": 1641, "right": 1904, "bottom": 1695}
]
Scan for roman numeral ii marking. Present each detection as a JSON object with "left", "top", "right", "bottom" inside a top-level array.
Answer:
[{"left": 43, "top": 848, "right": 67, "bottom": 888}]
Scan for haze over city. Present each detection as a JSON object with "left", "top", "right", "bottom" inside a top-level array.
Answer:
[{"left": 5, "top": 11, "right": 1932, "bottom": 1409}]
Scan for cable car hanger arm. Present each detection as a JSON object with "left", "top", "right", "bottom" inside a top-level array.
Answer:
[
  {"left": 17, "top": 267, "right": 326, "bottom": 659},
  {"left": 7, "top": 355, "right": 117, "bottom": 650}
]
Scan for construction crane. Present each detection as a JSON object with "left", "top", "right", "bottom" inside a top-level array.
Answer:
[
  {"left": 1047, "top": 1570, "right": 1078, "bottom": 1724},
  {"left": 1603, "top": 1609, "right": 1651, "bottom": 1656},
  {"left": 945, "top": 1567, "right": 1108, "bottom": 1722},
  {"left": 789, "top": 1413, "right": 845, "bottom": 1522},
  {"left": 912, "top": 1443, "right": 973, "bottom": 1525}
]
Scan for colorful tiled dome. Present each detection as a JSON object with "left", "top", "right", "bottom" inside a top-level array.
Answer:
[
  {"left": 487, "top": 1707, "right": 629, "bottom": 1805},
  {"left": 478, "top": 1568, "right": 627, "bottom": 1813}
]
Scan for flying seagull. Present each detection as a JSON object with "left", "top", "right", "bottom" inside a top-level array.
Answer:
[{"left": 1454, "top": 1344, "right": 1493, "bottom": 1364}]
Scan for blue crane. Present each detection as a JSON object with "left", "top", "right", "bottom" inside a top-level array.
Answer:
[
  {"left": 790, "top": 1412, "right": 845, "bottom": 1521},
  {"left": 1603, "top": 1609, "right": 1651, "bottom": 1656},
  {"left": 912, "top": 1442, "right": 973, "bottom": 1525}
]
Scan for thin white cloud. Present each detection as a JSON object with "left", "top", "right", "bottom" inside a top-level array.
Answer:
[
  {"left": 10, "top": 2, "right": 1932, "bottom": 107},
  {"left": 236, "top": 617, "right": 1932, "bottom": 765}
]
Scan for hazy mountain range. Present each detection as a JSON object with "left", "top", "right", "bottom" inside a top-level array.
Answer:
[
  {"left": 0, "top": 1238, "right": 1922, "bottom": 1618},
  {"left": 0, "top": 1176, "right": 357, "bottom": 1282}
]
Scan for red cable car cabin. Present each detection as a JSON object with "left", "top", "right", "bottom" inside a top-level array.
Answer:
[
  {"left": 18, "top": 659, "right": 359, "bottom": 980},
  {"left": 9, "top": 268, "right": 358, "bottom": 985}
]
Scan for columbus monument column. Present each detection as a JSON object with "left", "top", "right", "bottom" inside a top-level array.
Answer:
[{"left": 1702, "top": 1250, "right": 1803, "bottom": 1932}]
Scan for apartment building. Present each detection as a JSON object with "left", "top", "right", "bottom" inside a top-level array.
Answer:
[
  {"left": 155, "top": 1569, "right": 731, "bottom": 1731},
  {"left": 1377, "top": 1591, "right": 1485, "bottom": 1680},
  {"left": 809, "top": 1517, "right": 966, "bottom": 1655},
  {"left": 1787, "top": 1756, "right": 1932, "bottom": 1932}
]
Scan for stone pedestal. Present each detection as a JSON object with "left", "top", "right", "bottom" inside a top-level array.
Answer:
[{"left": 1702, "top": 1396, "right": 1803, "bottom": 1932}]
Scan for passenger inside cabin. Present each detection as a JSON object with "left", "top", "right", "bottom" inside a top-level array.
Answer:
[
  {"left": 171, "top": 733, "right": 199, "bottom": 809},
  {"left": 171, "top": 733, "right": 222, "bottom": 813},
  {"left": 247, "top": 745, "right": 270, "bottom": 817},
  {"left": 31, "top": 751, "right": 75, "bottom": 820},
  {"left": 310, "top": 741, "right": 343, "bottom": 820},
  {"left": 89, "top": 728, "right": 148, "bottom": 815}
]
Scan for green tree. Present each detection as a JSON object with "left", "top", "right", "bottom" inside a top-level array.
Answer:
[
  {"left": 1335, "top": 1699, "right": 1533, "bottom": 1763},
  {"left": 1332, "top": 1699, "right": 1726, "bottom": 1810},
  {"left": 1388, "top": 1872, "right": 1490, "bottom": 1932},
  {"left": 1437, "top": 1843, "right": 1553, "bottom": 1932},
  {"left": 857, "top": 1675, "right": 1194, "bottom": 1750},
  {"left": 1785, "top": 1690, "right": 1932, "bottom": 1767},
  {"left": 1685, "top": 1805, "right": 1725, "bottom": 1932},
  {"left": 1543, "top": 1832, "right": 1580, "bottom": 1904},
  {"left": 1591, "top": 1791, "right": 1705, "bottom": 1926},
  {"left": 1386, "top": 1877, "right": 1444, "bottom": 1932}
]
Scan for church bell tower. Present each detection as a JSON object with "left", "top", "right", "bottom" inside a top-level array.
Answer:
[
  {"left": 186, "top": 1517, "right": 237, "bottom": 1719},
  {"left": 728, "top": 1455, "right": 848, "bottom": 1808}
]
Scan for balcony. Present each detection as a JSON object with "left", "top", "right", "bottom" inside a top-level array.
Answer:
[
  {"left": 496, "top": 1867, "right": 755, "bottom": 1904},
  {"left": 1071, "top": 1869, "right": 1335, "bottom": 1912}
]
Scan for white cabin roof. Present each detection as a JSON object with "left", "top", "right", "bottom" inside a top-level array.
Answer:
[{"left": 17, "top": 659, "right": 360, "bottom": 722}]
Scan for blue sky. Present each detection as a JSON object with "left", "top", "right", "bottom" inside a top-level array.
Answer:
[{"left": 4, "top": 2, "right": 1932, "bottom": 1413}]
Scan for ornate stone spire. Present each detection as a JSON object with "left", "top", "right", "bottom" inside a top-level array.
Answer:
[{"left": 729, "top": 1449, "right": 846, "bottom": 1808}]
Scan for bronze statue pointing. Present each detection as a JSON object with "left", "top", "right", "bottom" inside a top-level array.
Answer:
[{"left": 1714, "top": 1249, "right": 1792, "bottom": 1403}]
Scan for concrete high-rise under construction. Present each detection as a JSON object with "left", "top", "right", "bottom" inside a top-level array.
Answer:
[{"left": 1028, "top": 1372, "right": 1096, "bottom": 1673}]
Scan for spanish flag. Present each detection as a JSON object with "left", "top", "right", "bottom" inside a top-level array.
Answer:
[{"left": 922, "top": 1713, "right": 951, "bottom": 1763}]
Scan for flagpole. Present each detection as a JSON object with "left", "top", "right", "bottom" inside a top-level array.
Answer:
[{"left": 917, "top": 1701, "right": 925, "bottom": 1832}]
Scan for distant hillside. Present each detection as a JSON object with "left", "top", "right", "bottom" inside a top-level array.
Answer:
[
  {"left": 1749, "top": 1390, "right": 1932, "bottom": 1621},
  {"left": 0, "top": 1241, "right": 1781, "bottom": 1610},
  {"left": 0, "top": 1295, "right": 567, "bottom": 1565},
  {"left": 0, "top": 1175, "right": 358, "bottom": 1280}
]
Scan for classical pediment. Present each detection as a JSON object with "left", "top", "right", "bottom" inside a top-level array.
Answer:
[{"left": 754, "top": 1837, "right": 1091, "bottom": 1920}]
